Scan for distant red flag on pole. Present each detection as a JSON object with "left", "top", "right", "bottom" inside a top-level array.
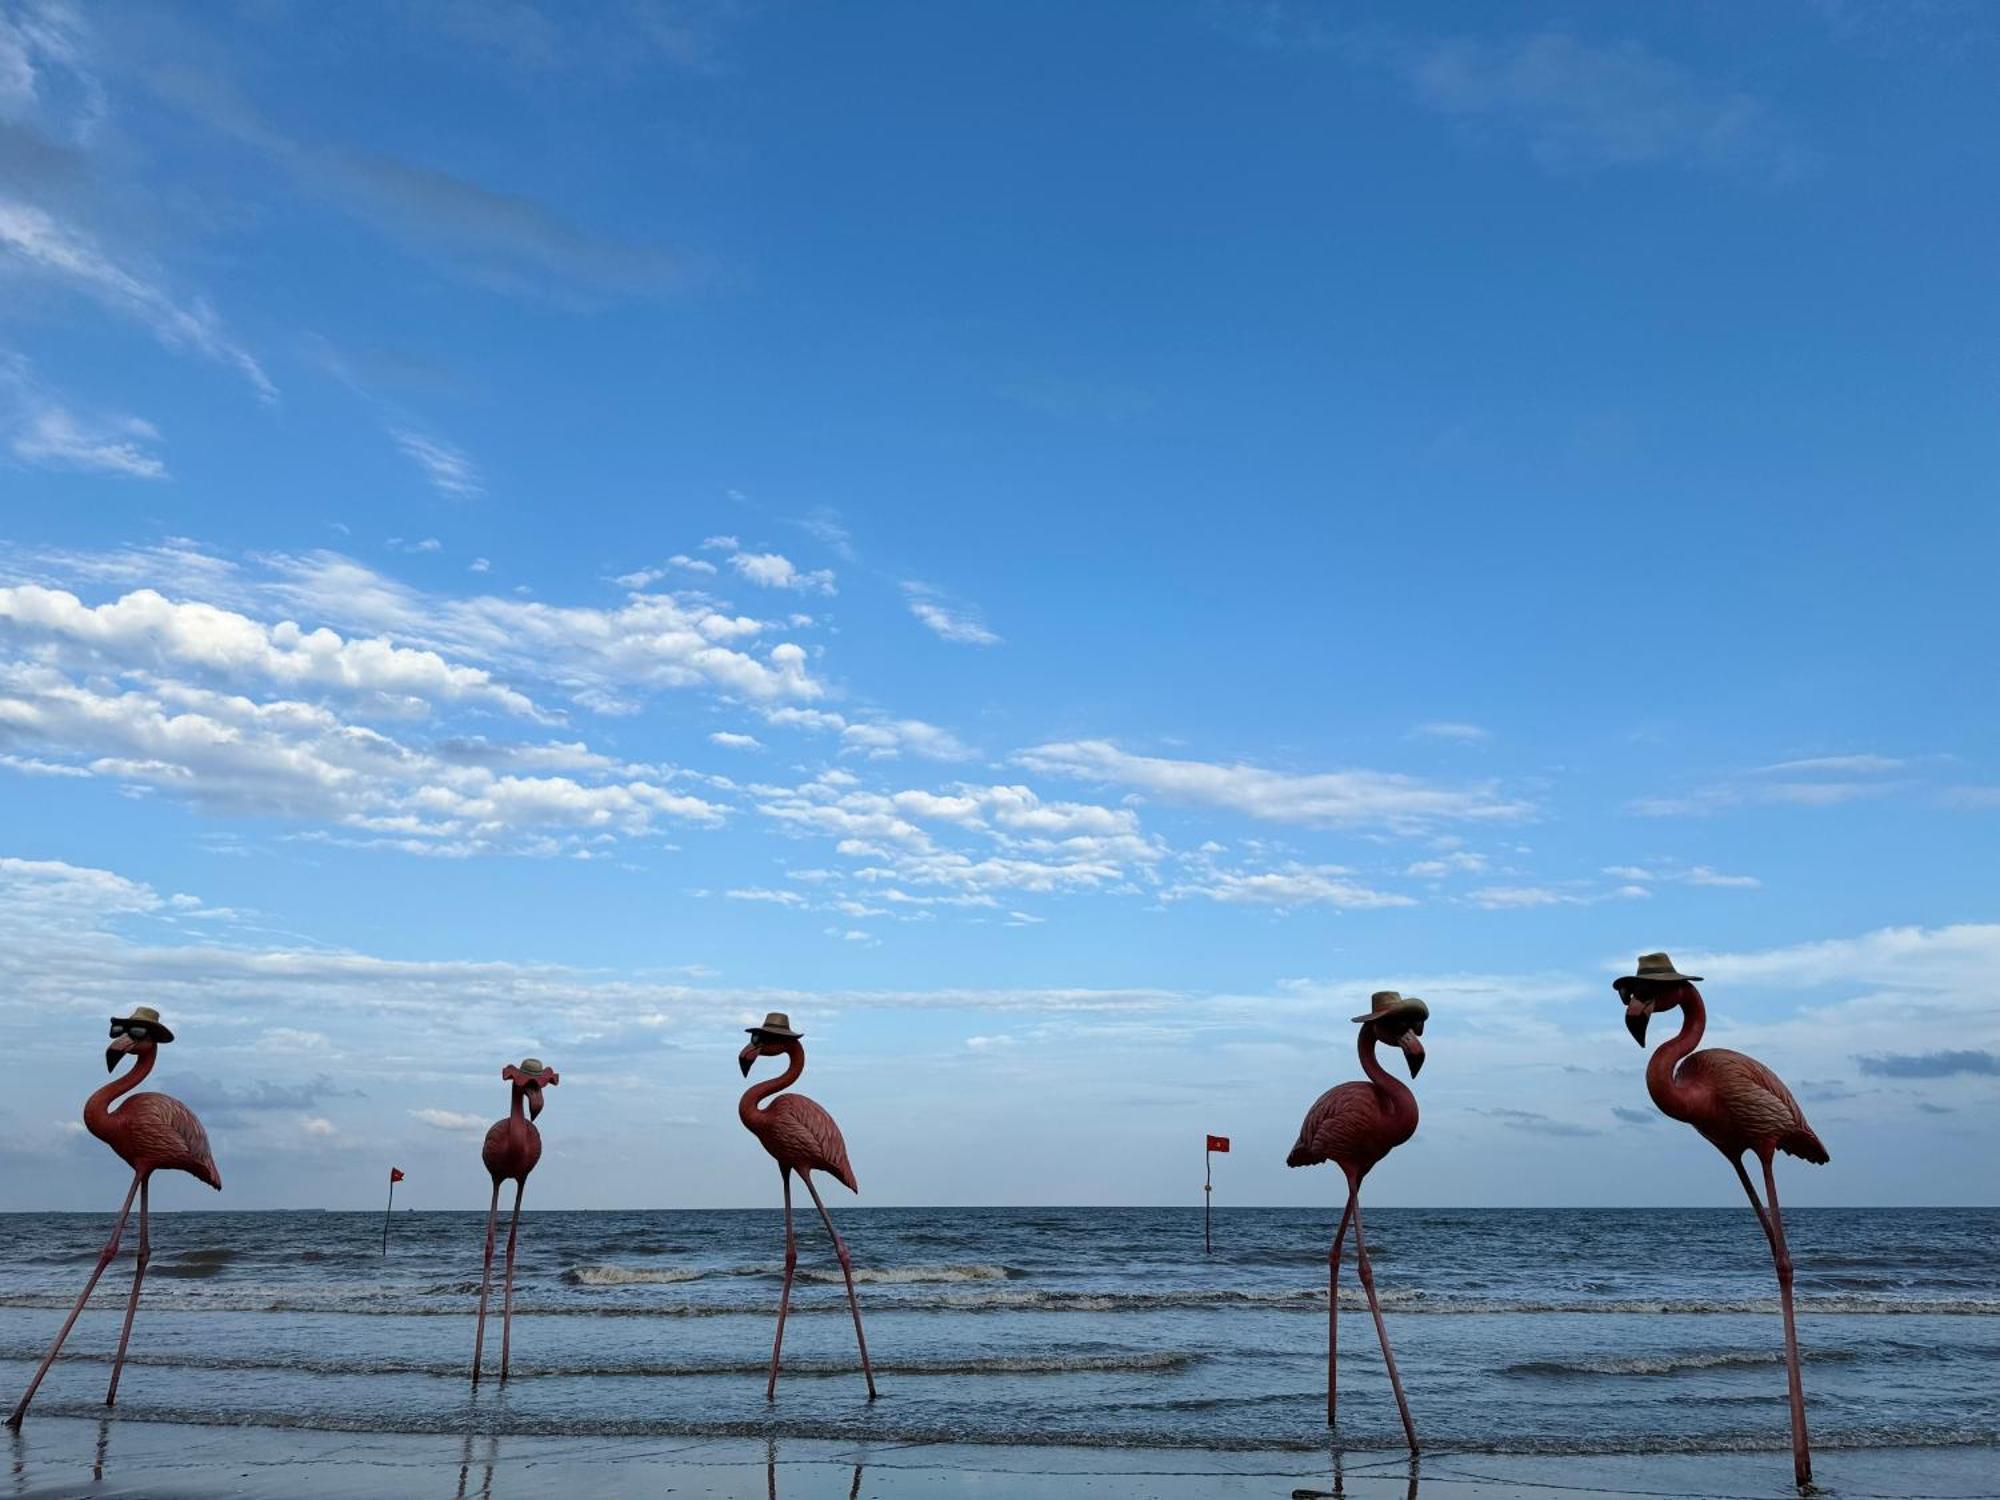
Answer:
[
  {"left": 1206, "top": 1135, "right": 1230, "bottom": 1153},
  {"left": 390, "top": 1168, "right": 405, "bottom": 1183}
]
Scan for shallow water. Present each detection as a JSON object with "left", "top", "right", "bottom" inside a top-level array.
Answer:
[{"left": 0, "top": 1207, "right": 1993, "bottom": 1454}]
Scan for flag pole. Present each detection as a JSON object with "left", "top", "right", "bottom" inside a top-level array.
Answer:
[
  {"left": 381, "top": 1171, "right": 397, "bottom": 1256},
  {"left": 1204, "top": 1142, "right": 1212, "bottom": 1254}
]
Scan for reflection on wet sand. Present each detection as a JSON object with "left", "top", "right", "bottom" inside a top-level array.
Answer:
[
  {"left": 455, "top": 1429, "right": 498, "bottom": 1500},
  {"left": 1292, "top": 1451, "right": 1419, "bottom": 1500},
  {"left": 766, "top": 1439, "right": 864, "bottom": 1499}
]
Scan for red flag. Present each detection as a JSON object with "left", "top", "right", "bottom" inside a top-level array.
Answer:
[
  {"left": 1206, "top": 1135, "right": 1230, "bottom": 1153},
  {"left": 389, "top": 1168, "right": 405, "bottom": 1182}
]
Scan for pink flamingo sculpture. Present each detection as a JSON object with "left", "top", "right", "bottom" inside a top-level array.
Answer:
[
  {"left": 1617, "top": 952, "right": 1827, "bottom": 1489},
  {"left": 470, "top": 1059, "right": 558, "bottom": 1387},
  {"left": 737, "top": 1012, "right": 877, "bottom": 1400},
  {"left": 7, "top": 1007, "right": 220, "bottom": 1429},
  {"left": 1286, "top": 991, "right": 1426, "bottom": 1451}
]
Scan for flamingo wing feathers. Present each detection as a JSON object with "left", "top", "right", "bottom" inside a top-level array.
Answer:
[
  {"left": 761, "top": 1093, "right": 858, "bottom": 1191},
  {"left": 1288, "top": 1081, "right": 1393, "bottom": 1171},
  {"left": 1683, "top": 1049, "right": 1829, "bottom": 1164},
  {"left": 121, "top": 1093, "right": 221, "bottom": 1188}
]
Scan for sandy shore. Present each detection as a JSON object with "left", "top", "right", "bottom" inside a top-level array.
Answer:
[{"left": 4, "top": 1417, "right": 1996, "bottom": 1499}]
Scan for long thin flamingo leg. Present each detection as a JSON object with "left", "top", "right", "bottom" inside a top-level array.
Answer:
[
  {"left": 1351, "top": 1199, "right": 1419, "bottom": 1454},
  {"left": 1730, "top": 1155, "right": 1778, "bottom": 1249},
  {"left": 104, "top": 1178, "right": 151, "bottom": 1406},
  {"left": 6, "top": 1175, "right": 140, "bottom": 1429},
  {"left": 1327, "top": 1187, "right": 1355, "bottom": 1428},
  {"left": 1761, "top": 1153, "right": 1813, "bottom": 1489},
  {"left": 469, "top": 1180, "right": 501, "bottom": 1386},
  {"left": 804, "top": 1174, "right": 877, "bottom": 1400},
  {"left": 765, "top": 1168, "right": 797, "bottom": 1400},
  {"left": 498, "top": 1180, "right": 527, "bottom": 1383}
]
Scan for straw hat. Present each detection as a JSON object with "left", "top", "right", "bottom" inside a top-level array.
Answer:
[
  {"left": 746, "top": 1011, "right": 802, "bottom": 1040},
  {"left": 503, "top": 1058, "right": 558, "bottom": 1082},
  {"left": 1615, "top": 952, "right": 1703, "bottom": 991},
  {"left": 109, "top": 1006, "right": 174, "bottom": 1044},
  {"left": 1350, "top": 991, "right": 1429, "bottom": 1029}
]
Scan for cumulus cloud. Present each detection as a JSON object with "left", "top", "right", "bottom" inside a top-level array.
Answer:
[
  {"left": 0, "top": 583, "right": 540, "bottom": 717},
  {"left": 728, "top": 550, "right": 834, "bottom": 595}
]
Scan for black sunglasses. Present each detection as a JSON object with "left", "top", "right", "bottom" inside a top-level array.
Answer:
[{"left": 108, "top": 1022, "right": 152, "bottom": 1040}]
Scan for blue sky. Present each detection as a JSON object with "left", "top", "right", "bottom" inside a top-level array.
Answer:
[{"left": 1, "top": 0, "right": 1994, "bottom": 1211}]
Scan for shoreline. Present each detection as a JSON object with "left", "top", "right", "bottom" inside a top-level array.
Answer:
[{"left": 6, "top": 1417, "right": 1998, "bottom": 1500}]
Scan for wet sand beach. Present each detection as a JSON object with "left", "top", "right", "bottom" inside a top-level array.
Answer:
[{"left": 8, "top": 1418, "right": 2000, "bottom": 1500}]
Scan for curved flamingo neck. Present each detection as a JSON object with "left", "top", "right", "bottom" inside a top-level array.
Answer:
[
  {"left": 739, "top": 1041, "right": 804, "bottom": 1132},
  {"left": 1357, "top": 1024, "right": 1416, "bottom": 1123},
  {"left": 505, "top": 1085, "right": 537, "bottom": 1153},
  {"left": 84, "top": 1047, "right": 155, "bottom": 1140},
  {"left": 1647, "top": 990, "right": 1707, "bottom": 1118}
]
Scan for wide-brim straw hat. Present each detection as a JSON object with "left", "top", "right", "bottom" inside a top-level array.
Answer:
[
  {"left": 746, "top": 1011, "right": 802, "bottom": 1039},
  {"left": 506, "top": 1058, "right": 557, "bottom": 1082},
  {"left": 1615, "top": 952, "right": 1704, "bottom": 990},
  {"left": 110, "top": 1006, "right": 174, "bottom": 1043},
  {"left": 1350, "top": 991, "right": 1429, "bottom": 1028}
]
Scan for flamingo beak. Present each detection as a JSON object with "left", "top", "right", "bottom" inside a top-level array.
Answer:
[
  {"left": 1625, "top": 998, "right": 1652, "bottom": 1046},
  {"left": 105, "top": 1035, "right": 135, "bottom": 1072},
  {"left": 526, "top": 1085, "right": 544, "bottom": 1120},
  {"left": 1397, "top": 1032, "right": 1425, "bottom": 1078},
  {"left": 738, "top": 1040, "right": 759, "bottom": 1077}
]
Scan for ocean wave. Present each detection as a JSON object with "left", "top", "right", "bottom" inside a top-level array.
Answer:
[
  {"left": 563, "top": 1266, "right": 708, "bottom": 1287},
  {"left": 0, "top": 1286, "right": 1993, "bottom": 1318},
  {"left": 1504, "top": 1347, "right": 1859, "bottom": 1378},
  {"left": 0, "top": 1345, "right": 1195, "bottom": 1380},
  {"left": 802, "top": 1264, "right": 1020, "bottom": 1285},
  {"left": 22, "top": 1400, "right": 1998, "bottom": 1455}
]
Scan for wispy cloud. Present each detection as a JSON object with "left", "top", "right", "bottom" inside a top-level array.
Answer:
[
  {"left": 0, "top": 197, "right": 275, "bottom": 399},
  {"left": 1391, "top": 31, "right": 1809, "bottom": 180},
  {"left": 2, "top": 354, "right": 165, "bottom": 478},
  {"left": 1018, "top": 740, "right": 1530, "bottom": 831},
  {"left": 1855, "top": 1049, "right": 1998, "bottom": 1079},
  {"left": 903, "top": 582, "right": 1000, "bottom": 645},
  {"left": 391, "top": 429, "right": 483, "bottom": 498}
]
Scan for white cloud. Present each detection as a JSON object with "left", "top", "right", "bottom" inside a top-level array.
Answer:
[
  {"left": 728, "top": 550, "right": 834, "bottom": 595},
  {"left": 1170, "top": 862, "right": 1415, "bottom": 910},
  {"left": 841, "top": 717, "right": 975, "bottom": 762},
  {"left": 0, "top": 663, "right": 724, "bottom": 855},
  {"left": 390, "top": 429, "right": 482, "bottom": 498},
  {"left": 411, "top": 1107, "right": 488, "bottom": 1133},
  {"left": 0, "top": 583, "right": 540, "bottom": 717},
  {"left": 1018, "top": 739, "right": 1530, "bottom": 831},
  {"left": 2, "top": 356, "right": 166, "bottom": 478},
  {"left": 0, "top": 198, "right": 275, "bottom": 399},
  {"left": 1684, "top": 865, "right": 1761, "bottom": 889},
  {"left": 903, "top": 582, "right": 999, "bottom": 645},
  {"left": 708, "top": 730, "right": 762, "bottom": 751},
  {"left": 247, "top": 550, "right": 825, "bottom": 710}
]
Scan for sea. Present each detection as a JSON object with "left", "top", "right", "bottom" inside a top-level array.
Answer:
[{"left": 0, "top": 1207, "right": 1993, "bottom": 1457}]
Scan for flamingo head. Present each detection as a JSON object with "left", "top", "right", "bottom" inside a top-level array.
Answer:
[
  {"left": 503, "top": 1060, "right": 558, "bottom": 1118},
  {"left": 738, "top": 1031, "right": 791, "bottom": 1076},
  {"left": 1354, "top": 994, "right": 1428, "bottom": 1078},
  {"left": 1380, "top": 1019, "right": 1425, "bottom": 1078},
  {"left": 106, "top": 1011, "right": 170, "bottom": 1072},
  {"left": 1615, "top": 978, "right": 1693, "bottom": 1046}
]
